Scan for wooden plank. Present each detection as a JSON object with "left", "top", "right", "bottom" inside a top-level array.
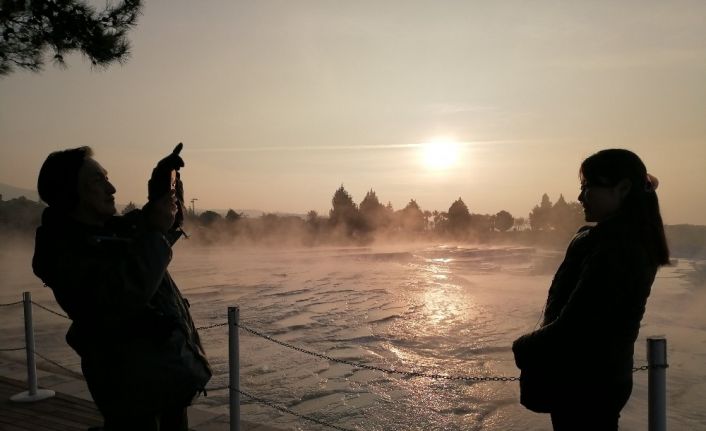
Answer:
[
  {"left": 2, "top": 405, "right": 102, "bottom": 430},
  {"left": 1, "top": 414, "right": 61, "bottom": 431},
  {"left": 2, "top": 407, "right": 92, "bottom": 431},
  {"left": 0, "top": 419, "right": 41, "bottom": 431},
  {"left": 0, "top": 376, "right": 103, "bottom": 431},
  {"left": 8, "top": 404, "right": 101, "bottom": 429},
  {"left": 4, "top": 394, "right": 102, "bottom": 420},
  {"left": 0, "top": 410, "right": 64, "bottom": 431}
]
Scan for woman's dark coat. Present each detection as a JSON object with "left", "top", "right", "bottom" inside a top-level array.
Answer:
[
  {"left": 512, "top": 216, "right": 658, "bottom": 411},
  {"left": 32, "top": 207, "right": 211, "bottom": 417}
]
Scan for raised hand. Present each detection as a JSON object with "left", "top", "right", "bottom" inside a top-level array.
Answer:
[{"left": 148, "top": 143, "right": 185, "bottom": 202}]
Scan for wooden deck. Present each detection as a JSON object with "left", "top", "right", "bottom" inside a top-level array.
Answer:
[
  {"left": 0, "top": 375, "right": 102, "bottom": 430},
  {"left": 0, "top": 375, "right": 287, "bottom": 431}
]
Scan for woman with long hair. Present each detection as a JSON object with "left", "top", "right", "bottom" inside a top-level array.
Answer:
[{"left": 512, "top": 149, "right": 670, "bottom": 430}]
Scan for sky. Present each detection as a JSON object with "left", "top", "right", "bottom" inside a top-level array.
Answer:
[{"left": 1, "top": 0, "right": 705, "bottom": 224}]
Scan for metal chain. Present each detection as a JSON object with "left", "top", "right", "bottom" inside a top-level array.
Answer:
[
  {"left": 31, "top": 301, "right": 69, "bottom": 319},
  {"left": 34, "top": 351, "right": 84, "bottom": 380},
  {"left": 0, "top": 346, "right": 26, "bottom": 352},
  {"left": 30, "top": 301, "right": 225, "bottom": 329},
  {"left": 237, "top": 323, "right": 519, "bottom": 382},
  {"left": 196, "top": 322, "right": 228, "bottom": 331},
  {"left": 0, "top": 300, "right": 23, "bottom": 307},
  {"left": 237, "top": 388, "right": 356, "bottom": 431},
  {"left": 633, "top": 364, "right": 668, "bottom": 372}
]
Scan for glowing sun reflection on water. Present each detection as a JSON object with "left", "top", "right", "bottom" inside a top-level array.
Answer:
[{"left": 420, "top": 260, "right": 468, "bottom": 327}]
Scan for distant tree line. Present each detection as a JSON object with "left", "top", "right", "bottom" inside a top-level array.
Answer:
[
  {"left": 177, "top": 185, "right": 589, "bottom": 248},
  {"left": 2, "top": 190, "right": 705, "bottom": 257},
  {"left": 0, "top": 187, "right": 599, "bottom": 247}
]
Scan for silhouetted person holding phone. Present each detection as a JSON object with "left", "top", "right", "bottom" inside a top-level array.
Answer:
[
  {"left": 32, "top": 145, "right": 211, "bottom": 431},
  {"left": 512, "top": 149, "right": 670, "bottom": 431}
]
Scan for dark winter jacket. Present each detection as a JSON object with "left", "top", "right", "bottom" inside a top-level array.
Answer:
[
  {"left": 512, "top": 215, "right": 658, "bottom": 410},
  {"left": 32, "top": 207, "right": 211, "bottom": 417}
]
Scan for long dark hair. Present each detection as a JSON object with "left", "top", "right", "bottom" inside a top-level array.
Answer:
[{"left": 580, "top": 149, "right": 670, "bottom": 266}]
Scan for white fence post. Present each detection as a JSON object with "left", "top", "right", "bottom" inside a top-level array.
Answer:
[
  {"left": 229, "top": 306, "right": 240, "bottom": 431},
  {"left": 647, "top": 336, "right": 667, "bottom": 431},
  {"left": 10, "top": 292, "right": 55, "bottom": 402}
]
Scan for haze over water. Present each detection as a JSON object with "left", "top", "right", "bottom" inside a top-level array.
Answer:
[
  {"left": 2, "top": 243, "right": 705, "bottom": 430},
  {"left": 2, "top": 1, "right": 706, "bottom": 430}
]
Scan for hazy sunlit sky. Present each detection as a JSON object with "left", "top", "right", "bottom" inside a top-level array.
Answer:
[{"left": 1, "top": 1, "right": 705, "bottom": 224}]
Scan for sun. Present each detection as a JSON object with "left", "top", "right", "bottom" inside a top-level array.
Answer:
[{"left": 420, "top": 139, "right": 460, "bottom": 170}]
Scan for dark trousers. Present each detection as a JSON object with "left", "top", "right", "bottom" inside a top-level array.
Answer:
[
  {"left": 103, "top": 407, "right": 188, "bottom": 431},
  {"left": 549, "top": 378, "right": 632, "bottom": 431},
  {"left": 81, "top": 357, "right": 195, "bottom": 431},
  {"left": 551, "top": 410, "right": 620, "bottom": 431}
]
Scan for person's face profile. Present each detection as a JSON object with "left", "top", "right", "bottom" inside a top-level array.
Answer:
[
  {"left": 76, "top": 157, "right": 117, "bottom": 219},
  {"left": 578, "top": 180, "right": 625, "bottom": 223}
]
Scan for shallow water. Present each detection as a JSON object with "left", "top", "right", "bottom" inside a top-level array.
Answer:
[{"left": 1, "top": 243, "right": 705, "bottom": 430}]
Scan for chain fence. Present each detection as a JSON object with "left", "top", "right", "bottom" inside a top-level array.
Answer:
[
  {"left": 0, "top": 300, "right": 23, "bottom": 307},
  {"left": 236, "top": 322, "right": 520, "bottom": 382},
  {"left": 31, "top": 301, "right": 69, "bottom": 319},
  {"left": 0, "top": 295, "right": 664, "bottom": 431},
  {"left": 633, "top": 364, "right": 668, "bottom": 372},
  {"left": 195, "top": 321, "right": 228, "bottom": 331},
  {"left": 33, "top": 351, "right": 84, "bottom": 380},
  {"left": 0, "top": 300, "right": 26, "bottom": 354}
]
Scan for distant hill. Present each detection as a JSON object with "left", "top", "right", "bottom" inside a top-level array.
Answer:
[
  {"left": 0, "top": 195, "right": 45, "bottom": 233},
  {"left": 665, "top": 224, "right": 706, "bottom": 258},
  {"left": 0, "top": 182, "right": 39, "bottom": 201}
]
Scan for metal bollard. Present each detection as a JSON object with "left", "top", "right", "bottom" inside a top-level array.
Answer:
[
  {"left": 229, "top": 306, "right": 241, "bottom": 431},
  {"left": 647, "top": 337, "right": 667, "bottom": 431},
  {"left": 10, "top": 292, "right": 55, "bottom": 402}
]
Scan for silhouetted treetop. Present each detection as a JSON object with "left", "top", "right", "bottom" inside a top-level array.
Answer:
[
  {"left": 0, "top": 0, "right": 142, "bottom": 76},
  {"left": 552, "top": 195, "right": 584, "bottom": 233},
  {"left": 359, "top": 189, "right": 388, "bottom": 230},
  {"left": 359, "top": 189, "right": 382, "bottom": 214},
  {"left": 529, "top": 193, "right": 583, "bottom": 233},
  {"left": 447, "top": 197, "right": 471, "bottom": 233},
  {"left": 495, "top": 210, "right": 514, "bottom": 232},
  {"left": 529, "top": 193, "right": 553, "bottom": 231},
  {"left": 403, "top": 199, "right": 421, "bottom": 212},
  {"left": 198, "top": 210, "right": 222, "bottom": 226},
  {"left": 398, "top": 199, "right": 425, "bottom": 232},
  {"left": 540, "top": 193, "right": 552, "bottom": 208},
  {"left": 306, "top": 210, "right": 319, "bottom": 224},
  {"left": 329, "top": 185, "right": 359, "bottom": 227},
  {"left": 225, "top": 209, "right": 241, "bottom": 223}
]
